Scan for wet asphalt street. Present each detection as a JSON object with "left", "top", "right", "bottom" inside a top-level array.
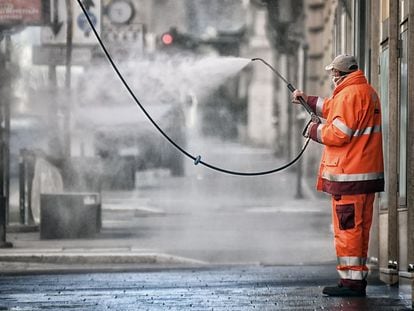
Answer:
[
  {"left": 98, "top": 137, "right": 334, "bottom": 265},
  {"left": 0, "top": 265, "right": 410, "bottom": 310}
]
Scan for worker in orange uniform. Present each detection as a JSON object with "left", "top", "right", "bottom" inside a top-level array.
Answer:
[{"left": 292, "top": 54, "right": 384, "bottom": 297}]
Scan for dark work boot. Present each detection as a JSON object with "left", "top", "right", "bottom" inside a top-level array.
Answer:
[{"left": 322, "top": 279, "right": 367, "bottom": 297}]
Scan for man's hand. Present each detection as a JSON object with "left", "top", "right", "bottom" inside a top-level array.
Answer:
[
  {"left": 292, "top": 90, "right": 308, "bottom": 104},
  {"left": 302, "top": 120, "right": 317, "bottom": 138}
]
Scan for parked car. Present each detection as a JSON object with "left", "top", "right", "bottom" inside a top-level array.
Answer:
[{"left": 71, "top": 59, "right": 187, "bottom": 189}]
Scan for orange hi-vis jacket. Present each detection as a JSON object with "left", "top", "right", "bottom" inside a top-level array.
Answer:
[{"left": 306, "top": 70, "right": 384, "bottom": 195}]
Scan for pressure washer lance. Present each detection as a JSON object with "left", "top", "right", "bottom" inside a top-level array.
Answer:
[{"left": 251, "top": 58, "right": 321, "bottom": 126}]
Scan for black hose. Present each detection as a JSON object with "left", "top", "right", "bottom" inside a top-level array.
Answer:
[{"left": 76, "top": 0, "right": 311, "bottom": 176}]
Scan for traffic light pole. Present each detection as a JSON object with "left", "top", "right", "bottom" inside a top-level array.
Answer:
[
  {"left": 64, "top": 0, "right": 73, "bottom": 158},
  {"left": 295, "top": 44, "right": 308, "bottom": 199},
  {"left": 0, "top": 31, "right": 12, "bottom": 248}
]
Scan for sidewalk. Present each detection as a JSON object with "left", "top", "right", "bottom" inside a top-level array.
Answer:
[{"left": 2, "top": 222, "right": 208, "bottom": 275}]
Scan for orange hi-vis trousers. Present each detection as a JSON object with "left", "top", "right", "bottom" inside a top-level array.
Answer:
[{"left": 331, "top": 193, "right": 375, "bottom": 280}]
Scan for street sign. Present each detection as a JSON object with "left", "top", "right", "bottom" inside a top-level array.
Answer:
[
  {"left": 0, "top": 0, "right": 47, "bottom": 26},
  {"left": 41, "top": 0, "right": 101, "bottom": 45},
  {"left": 32, "top": 45, "right": 92, "bottom": 66},
  {"left": 41, "top": 0, "right": 67, "bottom": 44},
  {"left": 73, "top": 0, "right": 101, "bottom": 44}
]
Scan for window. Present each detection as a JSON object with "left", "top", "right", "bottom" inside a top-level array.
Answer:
[
  {"left": 379, "top": 47, "right": 389, "bottom": 209},
  {"left": 335, "top": 0, "right": 354, "bottom": 55},
  {"left": 380, "top": 0, "right": 389, "bottom": 41},
  {"left": 400, "top": 0, "right": 408, "bottom": 22},
  {"left": 354, "top": 0, "right": 368, "bottom": 74},
  {"left": 399, "top": 29, "right": 408, "bottom": 206},
  {"left": 381, "top": 0, "right": 389, "bottom": 21}
]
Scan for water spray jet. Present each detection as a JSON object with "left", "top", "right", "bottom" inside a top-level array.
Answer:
[{"left": 76, "top": 0, "right": 314, "bottom": 176}]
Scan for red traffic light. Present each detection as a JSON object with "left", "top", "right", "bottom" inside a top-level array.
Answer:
[{"left": 161, "top": 33, "right": 174, "bottom": 45}]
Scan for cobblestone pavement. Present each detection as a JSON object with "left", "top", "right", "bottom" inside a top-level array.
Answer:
[{"left": 0, "top": 265, "right": 410, "bottom": 310}]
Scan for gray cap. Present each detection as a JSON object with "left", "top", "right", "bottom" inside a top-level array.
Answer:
[{"left": 325, "top": 54, "right": 358, "bottom": 73}]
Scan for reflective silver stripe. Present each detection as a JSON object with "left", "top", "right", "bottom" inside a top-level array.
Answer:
[
  {"left": 332, "top": 119, "right": 381, "bottom": 136},
  {"left": 353, "top": 125, "right": 382, "bottom": 136},
  {"left": 316, "top": 97, "right": 324, "bottom": 116},
  {"left": 316, "top": 124, "right": 323, "bottom": 143},
  {"left": 332, "top": 118, "right": 353, "bottom": 136},
  {"left": 332, "top": 119, "right": 382, "bottom": 138},
  {"left": 322, "top": 172, "right": 384, "bottom": 182},
  {"left": 337, "top": 269, "right": 368, "bottom": 280},
  {"left": 337, "top": 257, "right": 367, "bottom": 266}
]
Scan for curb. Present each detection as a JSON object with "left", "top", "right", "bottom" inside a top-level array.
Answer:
[{"left": 0, "top": 252, "right": 207, "bottom": 266}]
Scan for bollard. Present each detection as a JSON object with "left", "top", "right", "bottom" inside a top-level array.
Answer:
[
  {"left": 19, "top": 149, "right": 26, "bottom": 225},
  {"left": 40, "top": 193, "right": 101, "bottom": 239},
  {"left": 0, "top": 196, "right": 12, "bottom": 248},
  {"left": 18, "top": 149, "right": 35, "bottom": 225}
]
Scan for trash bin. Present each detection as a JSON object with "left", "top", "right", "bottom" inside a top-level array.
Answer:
[{"left": 40, "top": 193, "right": 101, "bottom": 239}]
